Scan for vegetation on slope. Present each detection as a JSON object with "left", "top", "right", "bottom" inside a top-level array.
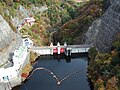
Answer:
[
  {"left": 88, "top": 33, "right": 120, "bottom": 90},
  {"left": 1, "top": 0, "right": 104, "bottom": 46},
  {"left": 0, "top": 0, "right": 85, "bottom": 46},
  {"left": 19, "top": 0, "right": 79, "bottom": 46},
  {"left": 54, "top": 0, "right": 103, "bottom": 44}
]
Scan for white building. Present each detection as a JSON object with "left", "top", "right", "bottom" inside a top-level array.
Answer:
[
  {"left": 17, "top": 17, "right": 35, "bottom": 31},
  {"left": 22, "top": 38, "right": 33, "bottom": 48},
  {"left": 0, "top": 45, "right": 30, "bottom": 89},
  {"left": 0, "top": 67, "right": 18, "bottom": 83},
  {"left": 25, "top": 17, "right": 35, "bottom": 26}
]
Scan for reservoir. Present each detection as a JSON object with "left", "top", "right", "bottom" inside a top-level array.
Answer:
[{"left": 13, "top": 54, "right": 91, "bottom": 90}]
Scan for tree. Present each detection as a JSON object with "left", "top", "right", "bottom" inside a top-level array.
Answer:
[
  {"left": 88, "top": 47, "right": 98, "bottom": 60},
  {"left": 4, "top": 0, "right": 13, "bottom": 6},
  {"left": 112, "top": 41, "right": 120, "bottom": 57},
  {"left": 13, "top": 0, "right": 20, "bottom": 2}
]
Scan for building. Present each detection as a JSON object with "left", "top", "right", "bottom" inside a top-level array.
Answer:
[
  {"left": 0, "top": 44, "right": 30, "bottom": 89},
  {"left": 17, "top": 17, "right": 35, "bottom": 31},
  {"left": 22, "top": 38, "right": 33, "bottom": 48},
  {"left": 25, "top": 17, "right": 35, "bottom": 26}
]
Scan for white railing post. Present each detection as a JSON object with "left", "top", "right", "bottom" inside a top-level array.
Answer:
[
  {"left": 57, "top": 42, "right": 61, "bottom": 55},
  {"left": 50, "top": 42, "right": 53, "bottom": 55}
]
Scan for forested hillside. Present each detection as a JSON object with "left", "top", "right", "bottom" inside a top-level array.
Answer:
[{"left": 0, "top": 0, "right": 103, "bottom": 45}]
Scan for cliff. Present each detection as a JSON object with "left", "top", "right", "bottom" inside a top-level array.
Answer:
[
  {"left": 0, "top": 15, "right": 22, "bottom": 67},
  {"left": 85, "top": 0, "right": 120, "bottom": 52}
]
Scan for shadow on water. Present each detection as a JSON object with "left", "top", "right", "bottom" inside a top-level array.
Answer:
[{"left": 12, "top": 53, "right": 93, "bottom": 90}]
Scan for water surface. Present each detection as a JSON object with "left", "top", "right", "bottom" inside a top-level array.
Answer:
[{"left": 13, "top": 54, "right": 91, "bottom": 90}]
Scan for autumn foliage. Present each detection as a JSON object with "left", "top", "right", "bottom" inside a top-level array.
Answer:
[
  {"left": 55, "top": 0, "right": 103, "bottom": 44},
  {"left": 88, "top": 33, "right": 120, "bottom": 90}
]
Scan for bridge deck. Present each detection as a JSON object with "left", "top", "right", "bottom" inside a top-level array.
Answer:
[
  {"left": 30, "top": 44, "right": 92, "bottom": 50},
  {"left": 30, "top": 46, "right": 61, "bottom": 51},
  {"left": 67, "top": 44, "right": 92, "bottom": 48},
  {"left": 30, "top": 44, "right": 92, "bottom": 55}
]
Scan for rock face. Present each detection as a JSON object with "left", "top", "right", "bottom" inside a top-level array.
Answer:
[
  {"left": 0, "top": 15, "right": 22, "bottom": 66},
  {"left": 103, "top": 0, "right": 113, "bottom": 11},
  {"left": 85, "top": 0, "right": 120, "bottom": 52}
]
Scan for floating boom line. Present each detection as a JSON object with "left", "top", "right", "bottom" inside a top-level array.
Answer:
[
  {"left": 27, "top": 67, "right": 86, "bottom": 85},
  {"left": 27, "top": 67, "right": 59, "bottom": 83}
]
